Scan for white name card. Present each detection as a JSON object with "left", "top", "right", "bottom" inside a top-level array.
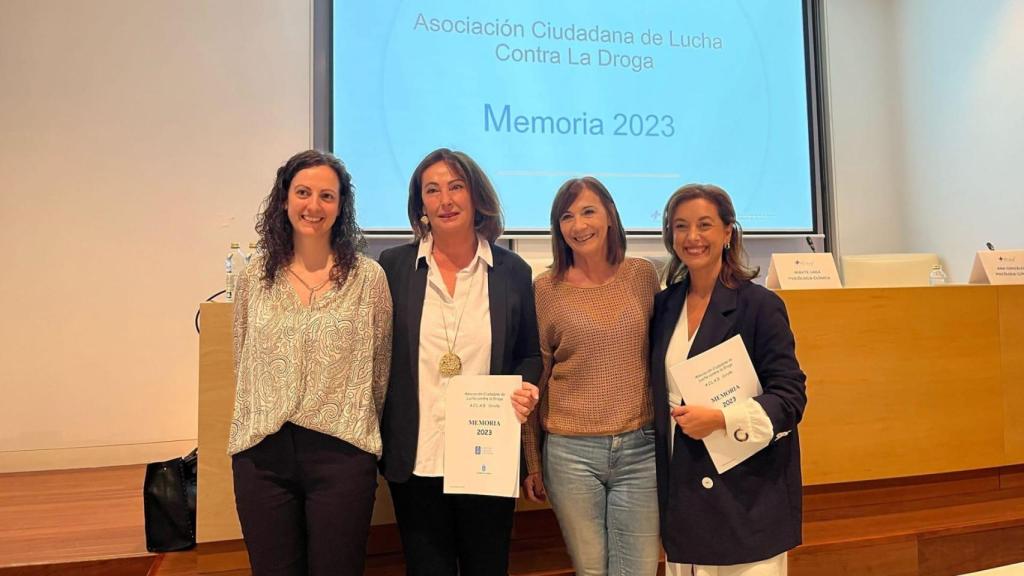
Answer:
[
  {"left": 969, "top": 250, "right": 1024, "bottom": 285},
  {"left": 766, "top": 253, "right": 842, "bottom": 290}
]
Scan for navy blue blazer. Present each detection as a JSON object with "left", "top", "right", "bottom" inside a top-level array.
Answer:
[
  {"left": 650, "top": 278, "right": 807, "bottom": 565},
  {"left": 377, "top": 241, "right": 542, "bottom": 484}
]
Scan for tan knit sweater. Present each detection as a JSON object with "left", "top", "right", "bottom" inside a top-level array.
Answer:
[{"left": 524, "top": 257, "right": 659, "bottom": 474}]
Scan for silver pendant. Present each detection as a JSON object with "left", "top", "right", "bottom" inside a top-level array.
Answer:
[{"left": 439, "top": 352, "right": 462, "bottom": 377}]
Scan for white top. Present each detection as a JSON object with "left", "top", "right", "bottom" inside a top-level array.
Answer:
[
  {"left": 664, "top": 299, "right": 773, "bottom": 455},
  {"left": 413, "top": 234, "right": 493, "bottom": 476},
  {"left": 229, "top": 255, "right": 393, "bottom": 456}
]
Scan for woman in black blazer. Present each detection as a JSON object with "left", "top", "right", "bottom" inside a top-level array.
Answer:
[
  {"left": 378, "top": 148, "right": 542, "bottom": 576},
  {"left": 650, "top": 184, "right": 807, "bottom": 576}
]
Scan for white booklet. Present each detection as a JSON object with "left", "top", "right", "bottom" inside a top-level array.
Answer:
[
  {"left": 443, "top": 375, "right": 522, "bottom": 498},
  {"left": 668, "top": 335, "right": 767, "bottom": 473}
]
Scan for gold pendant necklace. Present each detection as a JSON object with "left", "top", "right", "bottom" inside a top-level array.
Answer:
[
  {"left": 439, "top": 351, "right": 462, "bottom": 378},
  {"left": 438, "top": 270, "right": 475, "bottom": 378}
]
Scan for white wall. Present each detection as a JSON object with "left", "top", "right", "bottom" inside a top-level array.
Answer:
[
  {"left": 821, "top": 0, "right": 908, "bottom": 257},
  {"left": 0, "top": 0, "right": 311, "bottom": 470},
  {"left": 896, "top": 0, "right": 1024, "bottom": 281},
  {"left": 822, "top": 0, "right": 1024, "bottom": 280}
]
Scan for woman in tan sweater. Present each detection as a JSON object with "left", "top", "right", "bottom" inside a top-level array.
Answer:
[{"left": 523, "top": 176, "right": 661, "bottom": 576}]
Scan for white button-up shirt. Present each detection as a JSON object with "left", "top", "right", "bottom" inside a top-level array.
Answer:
[{"left": 413, "top": 234, "right": 493, "bottom": 477}]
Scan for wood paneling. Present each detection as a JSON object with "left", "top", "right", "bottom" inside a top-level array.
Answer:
[
  {"left": 6, "top": 462, "right": 1024, "bottom": 576},
  {"left": 196, "top": 540, "right": 248, "bottom": 574},
  {"left": 148, "top": 552, "right": 195, "bottom": 576},
  {"left": 0, "top": 465, "right": 151, "bottom": 568},
  {"left": 791, "top": 539, "right": 918, "bottom": 576},
  {"left": 804, "top": 468, "right": 1000, "bottom": 516},
  {"left": 0, "top": 557, "right": 155, "bottom": 576},
  {"left": 191, "top": 513, "right": 575, "bottom": 576},
  {"left": 196, "top": 303, "right": 240, "bottom": 543},
  {"left": 779, "top": 286, "right": 1006, "bottom": 484},
  {"left": 792, "top": 465, "right": 1024, "bottom": 575},
  {"left": 918, "top": 524, "right": 1024, "bottom": 576},
  {"left": 192, "top": 285, "right": 1024, "bottom": 574},
  {"left": 999, "top": 286, "right": 1024, "bottom": 462},
  {"left": 200, "top": 286, "right": 1024, "bottom": 532},
  {"left": 805, "top": 493, "right": 1024, "bottom": 545},
  {"left": 999, "top": 466, "right": 1024, "bottom": 490}
]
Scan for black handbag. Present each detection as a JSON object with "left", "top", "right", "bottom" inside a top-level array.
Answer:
[{"left": 143, "top": 448, "right": 198, "bottom": 552}]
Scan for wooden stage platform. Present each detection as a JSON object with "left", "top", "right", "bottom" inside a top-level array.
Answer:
[
  {"left": 0, "top": 464, "right": 157, "bottom": 576},
  {"left": 4, "top": 462, "right": 1024, "bottom": 575},
  {"left": 0, "top": 464, "right": 572, "bottom": 576}
]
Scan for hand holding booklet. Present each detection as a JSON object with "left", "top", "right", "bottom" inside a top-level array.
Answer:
[
  {"left": 443, "top": 375, "right": 522, "bottom": 498},
  {"left": 668, "top": 335, "right": 766, "bottom": 473}
]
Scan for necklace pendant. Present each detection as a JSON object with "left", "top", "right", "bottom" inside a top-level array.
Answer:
[{"left": 439, "top": 352, "right": 462, "bottom": 377}]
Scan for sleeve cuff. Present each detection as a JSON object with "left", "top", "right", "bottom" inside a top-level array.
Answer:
[
  {"left": 723, "top": 398, "right": 775, "bottom": 445},
  {"left": 722, "top": 402, "right": 750, "bottom": 443}
]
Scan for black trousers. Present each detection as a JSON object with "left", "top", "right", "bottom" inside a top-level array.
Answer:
[
  {"left": 232, "top": 423, "right": 378, "bottom": 576},
  {"left": 389, "top": 475, "right": 517, "bottom": 576}
]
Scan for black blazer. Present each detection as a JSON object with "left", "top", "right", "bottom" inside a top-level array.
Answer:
[
  {"left": 650, "top": 278, "right": 807, "bottom": 565},
  {"left": 378, "top": 241, "right": 542, "bottom": 484}
]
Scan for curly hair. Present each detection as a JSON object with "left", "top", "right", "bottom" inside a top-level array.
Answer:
[
  {"left": 255, "top": 150, "right": 366, "bottom": 288},
  {"left": 661, "top": 183, "right": 759, "bottom": 288}
]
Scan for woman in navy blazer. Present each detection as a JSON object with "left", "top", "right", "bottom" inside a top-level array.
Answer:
[
  {"left": 378, "top": 148, "right": 542, "bottom": 576},
  {"left": 650, "top": 184, "right": 807, "bottom": 575}
]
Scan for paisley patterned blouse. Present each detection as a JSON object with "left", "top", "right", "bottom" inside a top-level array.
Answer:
[{"left": 228, "top": 254, "right": 393, "bottom": 457}]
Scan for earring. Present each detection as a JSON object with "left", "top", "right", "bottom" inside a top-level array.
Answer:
[
  {"left": 724, "top": 242, "right": 732, "bottom": 251},
  {"left": 419, "top": 214, "right": 429, "bottom": 226}
]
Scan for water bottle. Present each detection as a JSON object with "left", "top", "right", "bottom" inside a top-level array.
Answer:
[
  {"left": 245, "top": 242, "right": 258, "bottom": 266},
  {"left": 225, "top": 243, "right": 239, "bottom": 301},
  {"left": 234, "top": 242, "right": 249, "bottom": 268},
  {"left": 929, "top": 264, "right": 948, "bottom": 286}
]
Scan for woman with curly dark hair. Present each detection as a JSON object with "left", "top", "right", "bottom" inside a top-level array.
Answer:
[
  {"left": 228, "top": 150, "right": 393, "bottom": 576},
  {"left": 254, "top": 150, "right": 366, "bottom": 290}
]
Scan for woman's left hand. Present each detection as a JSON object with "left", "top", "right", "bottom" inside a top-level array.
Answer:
[
  {"left": 671, "top": 405, "right": 725, "bottom": 440},
  {"left": 511, "top": 382, "right": 540, "bottom": 423}
]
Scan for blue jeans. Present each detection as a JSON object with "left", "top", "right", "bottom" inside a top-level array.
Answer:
[{"left": 543, "top": 428, "right": 660, "bottom": 576}]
